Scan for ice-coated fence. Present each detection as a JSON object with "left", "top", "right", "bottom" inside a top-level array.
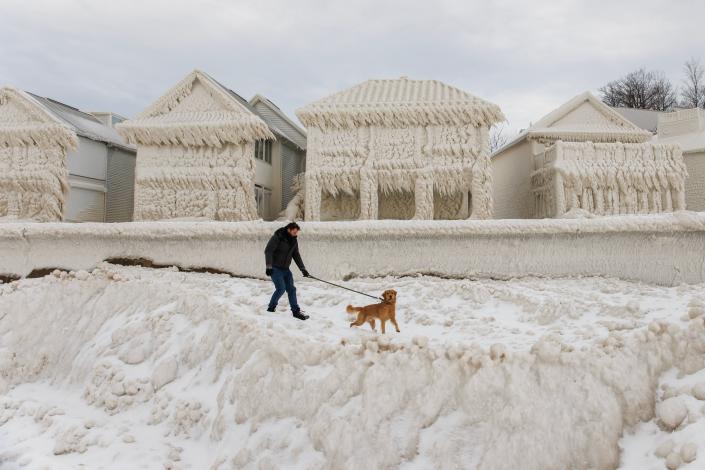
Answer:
[{"left": 1, "top": 211, "right": 705, "bottom": 285}]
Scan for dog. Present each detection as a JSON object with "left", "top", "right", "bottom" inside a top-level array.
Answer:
[{"left": 346, "top": 289, "right": 399, "bottom": 334}]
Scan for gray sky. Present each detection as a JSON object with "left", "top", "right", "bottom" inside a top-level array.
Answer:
[{"left": 2, "top": 0, "right": 704, "bottom": 138}]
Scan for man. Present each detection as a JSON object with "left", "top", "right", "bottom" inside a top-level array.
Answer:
[{"left": 264, "top": 222, "right": 310, "bottom": 320}]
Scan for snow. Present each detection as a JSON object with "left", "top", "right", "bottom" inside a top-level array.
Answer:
[{"left": 1, "top": 264, "right": 705, "bottom": 469}]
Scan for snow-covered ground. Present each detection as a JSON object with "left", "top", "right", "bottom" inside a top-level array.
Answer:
[{"left": 1, "top": 264, "right": 704, "bottom": 469}]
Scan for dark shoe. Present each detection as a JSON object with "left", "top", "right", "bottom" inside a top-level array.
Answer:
[
  {"left": 267, "top": 306, "right": 276, "bottom": 312},
  {"left": 292, "top": 311, "right": 309, "bottom": 321}
]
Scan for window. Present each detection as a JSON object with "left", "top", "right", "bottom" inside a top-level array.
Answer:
[
  {"left": 254, "top": 140, "right": 272, "bottom": 164},
  {"left": 255, "top": 184, "right": 272, "bottom": 219}
]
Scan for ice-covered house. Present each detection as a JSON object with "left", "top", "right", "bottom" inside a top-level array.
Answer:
[
  {"left": 295, "top": 77, "right": 504, "bottom": 221},
  {"left": 654, "top": 108, "right": 705, "bottom": 211},
  {"left": 492, "top": 91, "right": 687, "bottom": 218},
  {"left": 0, "top": 86, "right": 136, "bottom": 222},
  {"left": 117, "top": 70, "right": 306, "bottom": 221}
]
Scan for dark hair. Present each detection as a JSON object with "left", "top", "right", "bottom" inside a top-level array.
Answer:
[{"left": 285, "top": 222, "right": 301, "bottom": 231}]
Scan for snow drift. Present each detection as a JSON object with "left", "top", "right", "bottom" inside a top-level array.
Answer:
[{"left": 1, "top": 265, "right": 705, "bottom": 469}]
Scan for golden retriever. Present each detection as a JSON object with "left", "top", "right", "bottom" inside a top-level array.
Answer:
[{"left": 346, "top": 289, "right": 399, "bottom": 334}]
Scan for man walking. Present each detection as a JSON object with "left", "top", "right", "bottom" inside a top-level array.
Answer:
[{"left": 264, "top": 222, "right": 310, "bottom": 320}]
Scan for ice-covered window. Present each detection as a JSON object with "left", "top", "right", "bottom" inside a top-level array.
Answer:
[
  {"left": 255, "top": 184, "right": 272, "bottom": 219},
  {"left": 254, "top": 140, "right": 272, "bottom": 164}
]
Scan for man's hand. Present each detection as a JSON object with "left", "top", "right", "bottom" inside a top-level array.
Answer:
[
  {"left": 266, "top": 268, "right": 273, "bottom": 276},
  {"left": 302, "top": 269, "right": 310, "bottom": 278}
]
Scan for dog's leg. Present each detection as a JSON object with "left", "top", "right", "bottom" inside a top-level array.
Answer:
[
  {"left": 368, "top": 318, "right": 376, "bottom": 331},
  {"left": 380, "top": 319, "right": 386, "bottom": 334},
  {"left": 350, "top": 313, "right": 365, "bottom": 328},
  {"left": 391, "top": 317, "right": 401, "bottom": 333}
]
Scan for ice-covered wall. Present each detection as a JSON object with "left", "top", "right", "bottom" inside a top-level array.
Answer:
[
  {"left": 303, "top": 124, "right": 492, "bottom": 221},
  {"left": 133, "top": 143, "right": 257, "bottom": 220},
  {"left": 533, "top": 141, "right": 687, "bottom": 218},
  {"left": 2, "top": 212, "right": 705, "bottom": 285},
  {"left": 684, "top": 152, "right": 705, "bottom": 212},
  {"left": 0, "top": 87, "right": 77, "bottom": 221}
]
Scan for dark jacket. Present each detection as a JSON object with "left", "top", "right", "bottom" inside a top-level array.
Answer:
[{"left": 265, "top": 227, "right": 306, "bottom": 271}]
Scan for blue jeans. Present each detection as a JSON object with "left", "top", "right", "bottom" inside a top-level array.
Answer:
[{"left": 268, "top": 267, "right": 299, "bottom": 312}]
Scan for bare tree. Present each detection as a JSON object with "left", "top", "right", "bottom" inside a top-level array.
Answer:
[
  {"left": 599, "top": 68, "right": 677, "bottom": 111},
  {"left": 680, "top": 58, "right": 705, "bottom": 109},
  {"left": 489, "top": 124, "right": 508, "bottom": 153}
]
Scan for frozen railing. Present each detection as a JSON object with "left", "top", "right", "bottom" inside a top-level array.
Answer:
[{"left": 531, "top": 141, "right": 686, "bottom": 218}]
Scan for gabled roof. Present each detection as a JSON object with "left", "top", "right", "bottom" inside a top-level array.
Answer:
[
  {"left": 27, "top": 93, "right": 133, "bottom": 151},
  {"left": 527, "top": 91, "right": 651, "bottom": 143},
  {"left": 0, "top": 86, "right": 78, "bottom": 150},
  {"left": 250, "top": 94, "right": 307, "bottom": 150},
  {"left": 612, "top": 107, "right": 662, "bottom": 134},
  {"left": 296, "top": 77, "right": 504, "bottom": 129},
  {"left": 117, "top": 70, "right": 274, "bottom": 146}
]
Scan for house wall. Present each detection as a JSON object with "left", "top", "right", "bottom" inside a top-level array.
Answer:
[
  {"left": 492, "top": 139, "right": 534, "bottom": 219},
  {"left": 133, "top": 143, "right": 257, "bottom": 221},
  {"left": 305, "top": 124, "right": 491, "bottom": 220},
  {"left": 0, "top": 143, "right": 68, "bottom": 221},
  {"left": 65, "top": 136, "right": 107, "bottom": 222},
  {"left": 685, "top": 151, "right": 705, "bottom": 212},
  {"left": 67, "top": 137, "right": 107, "bottom": 181},
  {"left": 106, "top": 147, "right": 135, "bottom": 222}
]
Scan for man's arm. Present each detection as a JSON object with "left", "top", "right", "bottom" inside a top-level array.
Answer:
[
  {"left": 264, "top": 234, "right": 278, "bottom": 268},
  {"left": 293, "top": 245, "right": 308, "bottom": 276}
]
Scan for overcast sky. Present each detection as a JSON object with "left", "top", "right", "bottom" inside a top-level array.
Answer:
[{"left": 2, "top": 0, "right": 704, "bottom": 137}]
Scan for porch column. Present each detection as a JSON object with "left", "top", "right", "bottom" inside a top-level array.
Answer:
[
  {"left": 413, "top": 170, "right": 434, "bottom": 219},
  {"left": 304, "top": 174, "right": 321, "bottom": 221},
  {"left": 359, "top": 168, "right": 378, "bottom": 220}
]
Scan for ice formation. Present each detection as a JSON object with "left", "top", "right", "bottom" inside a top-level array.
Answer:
[
  {"left": 295, "top": 78, "right": 504, "bottom": 221},
  {"left": 532, "top": 141, "right": 688, "bottom": 217},
  {"left": 0, "top": 86, "right": 77, "bottom": 221},
  {"left": 116, "top": 70, "right": 274, "bottom": 221},
  {"left": 1, "top": 266, "right": 705, "bottom": 469}
]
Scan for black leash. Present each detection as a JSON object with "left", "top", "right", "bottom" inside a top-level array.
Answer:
[{"left": 308, "top": 275, "right": 384, "bottom": 301}]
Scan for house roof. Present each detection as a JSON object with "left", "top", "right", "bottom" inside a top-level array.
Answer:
[
  {"left": 654, "top": 108, "right": 705, "bottom": 154},
  {"left": 27, "top": 93, "right": 134, "bottom": 151},
  {"left": 116, "top": 70, "right": 274, "bottom": 146},
  {"left": 0, "top": 86, "right": 78, "bottom": 151},
  {"left": 250, "top": 94, "right": 307, "bottom": 150},
  {"left": 527, "top": 91, "right": 651, "bottom": 143},
  {"left": 296, "top": 77, "right": 505, "bottom": 129},
  {"left": 612, "top": 107, "right": 662, "bottom": 134},
  {"left": 492, "top": 91, "right": 652, "bottom": 157}
]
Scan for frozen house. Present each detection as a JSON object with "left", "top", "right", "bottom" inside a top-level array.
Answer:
[
  {"left": 492, "top": 91, "right": 687, "bottom": 218},
  {"left": 654, "top": 108, "right": 705, "bottom": 211},
  {"left": 116, "top": 70, "right": 305, "bottom": 221},
  {"left": 0, "top": 86, "right": 136, "bottom": 222},
  {"left": 295, "top": 77, "right": 504, "bottom": 221}
]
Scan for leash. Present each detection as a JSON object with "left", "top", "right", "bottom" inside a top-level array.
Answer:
[{"left": 308, "top": 275, "right": 384, "bottom": 301}]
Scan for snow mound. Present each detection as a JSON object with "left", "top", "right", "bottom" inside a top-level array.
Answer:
[{"left": 1, "top": 265, "right": 705, "bottom": 469}]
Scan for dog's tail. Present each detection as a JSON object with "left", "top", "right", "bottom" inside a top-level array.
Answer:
[{"left": 346, "top": 305, "right": 361, "bottom": 314}]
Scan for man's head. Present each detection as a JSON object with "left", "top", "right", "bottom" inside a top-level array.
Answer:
[{"left": 285, "top": 222, "right": 301, "bottom": 237}]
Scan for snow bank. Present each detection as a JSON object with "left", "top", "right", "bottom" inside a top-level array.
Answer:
[
  {"left": 1, "top": 266, "right": 705, "bottom": 469},
  {"left": 1, "top": 211, "right": 705, "bottom": 286}
]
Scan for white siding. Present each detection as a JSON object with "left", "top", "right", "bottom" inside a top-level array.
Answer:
[
  {"left": 65, "top": 183, "right": 106, "bottom": 222},
  {"left": 252, "top": 102, "right": 307, "bottom": 150},
  {"left": 67, "top": 137, "right": 108, "bottom": 181},
  {"left": 106, "top": 148, "right": 135, "bottom": 222},
  {"left": 492, "top": 140, "right": 534, "bottom": 219},
  {"left": 281, "top": 143, "right": 303, "bottom": 210}
]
